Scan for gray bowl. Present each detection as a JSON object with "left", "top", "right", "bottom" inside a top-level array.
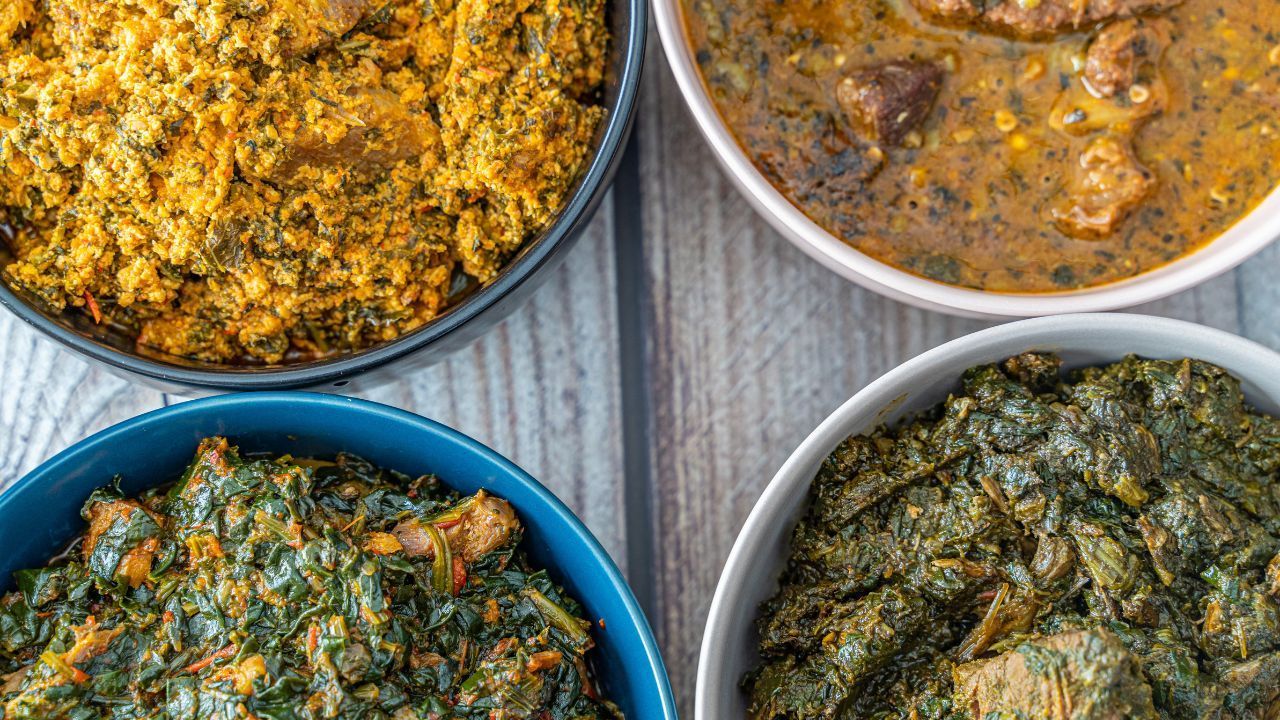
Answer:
[{"left": 696, "top": 313, "right": 1280, "bottom": 719}]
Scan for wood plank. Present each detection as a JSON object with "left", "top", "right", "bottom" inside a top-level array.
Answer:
[
  {"left": 633, "top": 49, "right": 1258, "bottom": 714},
  {"left": 0, "top": 314, "right": 166, "bottom": 487},
  {"left": 1131, "top": 270, "right": 1241, "bottom": 330},
  {"left": 0, "top": 195, "right": 627, "bottom": 573},
  {"left": 354, "top": 194, "right": 629, "bottom": 570},
  {"left": 1237, "top": 242, "right": 1280, "bottom": 351},
  {"left": 636, "top": 54, "right": 984, "bottom": 713}
]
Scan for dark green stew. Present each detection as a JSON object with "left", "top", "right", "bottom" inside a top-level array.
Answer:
[
  {"left": 0, "top": 438, "right": 619, "bottom": 720},
  {"left": 749, "top": 353, "right": 1280, "bottom": 719}
]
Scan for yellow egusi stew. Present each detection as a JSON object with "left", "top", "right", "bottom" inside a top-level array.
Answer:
[
  {"left": 0, "top": 0, "right": 606, "bottom": 363},
  {"left": 685, "top": 0, "right": 1280, "bottom": 291}
]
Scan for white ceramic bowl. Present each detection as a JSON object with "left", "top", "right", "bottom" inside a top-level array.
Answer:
[
  {"left": 652, "top": 2, "right": 1280, "bottom": 318},
  {"left": 696, "top": 313, "right": 1280, "bottom": 719}
]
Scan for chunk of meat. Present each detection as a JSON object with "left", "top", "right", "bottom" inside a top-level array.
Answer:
[
  {"left": 912, "top": 0, "right": 1182, "bottom": 38},
  {"left": 1050, "top": 20, "right": 1169, "bottom": 138},
  {"left": 835, "top": 61, "right": 944, "bottom": 146},
  {"left": 1, "top": 667, "right": 29, "bottom": 695},
  {"left": 259, "top": 87, "right": 439, "bottom": 186},
  {"left": 64, "top": 617, "right": 124, "bottom": 666},
  {"left": 393, "top": 491, "right": 519, "bottom": 562},
  {"left": 1209, "top": 653, "right": 1280, "bottom": 715},
  {"left": 83, "top": 499, "right": 160, "bottom": 588},
  {"left": 283, "top": 0, "right": 382, "bottom": 56},
  {"left": 1052, "top": 135, "right": 1154, "bottom": 239},
  {"left": 1084, "top": 19, "right": 1172, "bottom": 98},
  {"left": 952, "top": 629, "right": 1158, "bottom": 719}
]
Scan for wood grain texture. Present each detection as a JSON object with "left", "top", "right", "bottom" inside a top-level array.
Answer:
[
  {"left": 0, "top": 194, "right": 627, "bottom": 568},
  {"left": 635, "top": 54, "right": 986, "bottom": 710},
  {"left": 0, "top": 314, "right": 166, "bottom": 487},
  {"left": 1237, "top": 242, "right": 1280, "bottom": 351},
  {"left": 632, "top": 48, "right": 1272, "bottom": 716},
  {"left": 348, "top": 195, "right": 629, "bottom": 567},
  {"left": 0, "top": 47, "right": 1277, "bottom": 720}
]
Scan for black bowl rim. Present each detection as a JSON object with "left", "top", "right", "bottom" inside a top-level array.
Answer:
[{"left": 0, "top": 5, "right": 647, "bottom": 391}]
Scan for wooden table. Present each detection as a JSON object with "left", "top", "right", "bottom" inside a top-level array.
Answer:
[{"left": 2, "top": 51, "right": 1278, "bottom": 718}]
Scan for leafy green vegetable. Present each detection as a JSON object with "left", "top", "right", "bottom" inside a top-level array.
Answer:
[
  {"left": 0, "top": 438, "right": 620, "bottom": 720},
  {"left": 749, "top": 353, "right": 1280, "bottom": 719}
]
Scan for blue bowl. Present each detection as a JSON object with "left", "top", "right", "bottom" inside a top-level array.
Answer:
[{"left": 0, "top": 393, "right": 677, "bottom": 720}]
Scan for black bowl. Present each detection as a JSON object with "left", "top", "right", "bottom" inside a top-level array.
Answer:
[{"left": 0, "top": 3, "right": 645, "bottom": 394}]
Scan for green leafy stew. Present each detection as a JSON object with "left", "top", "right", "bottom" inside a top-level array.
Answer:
[
  {"left": 749, "top": 353, "right": 1280, "bottom": 719},
  {"left": 0, "top": 438, "right": 620, "bottom": 720}
]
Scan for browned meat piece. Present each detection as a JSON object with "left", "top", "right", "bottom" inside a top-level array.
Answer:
[
  {"left": 1209, "top": 654, "right": 1280, "bottom": 713},
  {"left": 393, "top": 491, "right": 519, "bottom": 562},
  {"left": 283, "top": 0, "right": 382, "bottom": 56},
  {"left": 1084, "top": 18, "right": 1172, "bottom": 97},
  {"left": 912, "top": 0, "right": 1182, "bottom": 38},
  {"left": 835, "top": 61, "right": 944, "bottom": 146},
  {"left": 83, "top": 499, "right": 160, "bottom": 588},
  {"left": 64, "top": 616, "right": 125, "bottom": 665},
  {"left": 1, "top": 667, "right": 29, "bottom": 695},
  {"left": 257, "top": 87, "right": 440, "bottom": 186},
  {"left": 1052, "top": 135, "right": 1154, "bottom": 239},
  {"left": 952, "top": 629, "right": 1158, "bottom": 719},
  {"left": 1048, "top": 18, "right": 1169, "bottom": 141}
]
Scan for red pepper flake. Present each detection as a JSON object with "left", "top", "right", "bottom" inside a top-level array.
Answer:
[
  {"left": 452, "top": 555, "right": 467, "bottom": 594},
  {"left": 83, "top": 291, "right": 102, "bottom": 324},
  {"left": 183, "top": 643, "right": 236, "bottom": 674},
  {"left": 306, "top": 624, "right": 319, "bottom": 656},
  {"left": 163, "top": 611, "right": 175, "bottom": 624},
  {"left": 434, "top": 518, "right": 461, "bottom": 530}
]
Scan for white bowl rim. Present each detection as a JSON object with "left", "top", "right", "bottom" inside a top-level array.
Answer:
[
  {"left": 652, "top": 0, "right": 1280, "bottom": 319},
  {"left": 694, "top": 313, "right": 1280, "bottom": 719}
]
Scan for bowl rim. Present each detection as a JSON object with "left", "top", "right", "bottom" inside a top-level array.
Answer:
[
  {"left": 0, "top": 391, "right": 678, "bottom": 720},
  {"left": 651, "top": 0, "right": 1280, "bottom": 319},
  {"left": 694, "top": 313, "right": 1280, "bottom": 719},
  {"left": 0, "top": 1, "right": 647, "bottom": 390}
]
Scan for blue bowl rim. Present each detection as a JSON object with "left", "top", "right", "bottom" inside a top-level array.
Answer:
[
  {"left": 0, "top": 392, "right": 677, "bottom": 719},
  {"left": 0, "top": 0, "right": 647, "bottom": 391}
]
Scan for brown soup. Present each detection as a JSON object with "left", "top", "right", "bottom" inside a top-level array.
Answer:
[{"left": 684, "top": 0, "right": 1280, "bottom": 291}]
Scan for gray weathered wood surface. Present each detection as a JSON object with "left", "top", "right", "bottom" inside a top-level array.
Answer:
[{"left": 1, "top": 48, "right": 1278, "bottom": 719}]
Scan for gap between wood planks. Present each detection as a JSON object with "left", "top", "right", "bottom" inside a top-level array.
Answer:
[{"left": 611, "top": 136, "right": 661, "bottom": 619}]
